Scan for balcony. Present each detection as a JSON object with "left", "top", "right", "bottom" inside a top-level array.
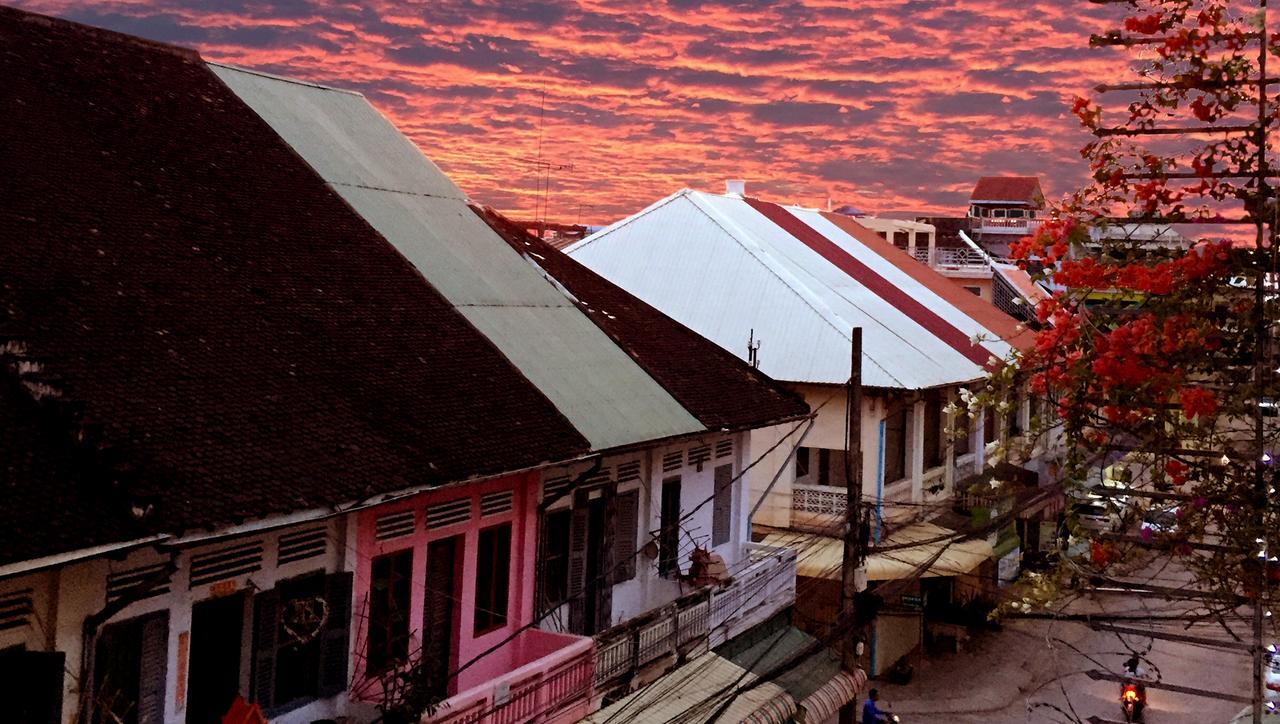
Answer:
[
  {"left": 425, "top": 629, "right": 594, "bottom": 724},
  {"left": 974, "top": 217, "right": 1042, "bottom": 236},
  {"left": 592, "top": 543, "right": 797, "bottom": 698},
  {"left": 912, "top": 246, "right": 994, "bottom": 274}
]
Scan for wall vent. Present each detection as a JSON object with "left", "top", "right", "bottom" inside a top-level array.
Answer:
[
  {"left": 583, "top": 466, "right": 612, "bottom": 488},
  {"left": 616, "top": 461, "right": 642, "bottom": 483},
  {"left": 0, "top": 589, "right": 33, "bottom": 632},
  {"left": 662, "top": 451, "right": 683, "bottom": 472},
  {"left": 374, "top": 511, "right": 416, "bottom": 542},
  {"left": 189, "top": 540, "right": 263, "bottom": 587},
  {"left": 480, "top": 490, "right": 514, "bottom": 517},
  {"left": 278, "top": 527, "right": 328, "bottom": 565},
  {"left": 106, "top": 563, "right": 171, "bottom": 603},
  {"left": 715, "top": 440, "right": 734, "bottom": 459},
  {"left": 543, "top": 476, "right": 572, "bottom": 503},
  {"left": 688, "top": 445, "right": 712, "bottom": 469},
  {"left": 426, "top": 498, "right": 472, "bottom": 529}
]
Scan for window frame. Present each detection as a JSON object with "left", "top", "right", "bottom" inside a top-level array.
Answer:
[{"left": 473, "top": 523, "right": 512, "bottom": 635}]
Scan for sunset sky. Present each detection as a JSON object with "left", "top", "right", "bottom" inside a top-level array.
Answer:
[{"left": 18, "top": 1, "right": 1129, "bottom": 225}]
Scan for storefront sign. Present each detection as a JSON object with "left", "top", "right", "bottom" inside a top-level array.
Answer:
[{"left": 900, "top": 594, "right": 923, "bottom": 609}]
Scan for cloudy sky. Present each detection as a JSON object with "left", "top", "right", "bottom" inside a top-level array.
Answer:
[{"left": 17, "top": 0, "right": 1129, "bottom": 224}]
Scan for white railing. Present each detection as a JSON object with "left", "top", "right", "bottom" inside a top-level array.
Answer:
[
  {"left": 591, "top": 544, "right": 797, "bottom": 693},
  {"left": 426, "top": 630, "right": 594, "bottom": 724},
  {"left": 592, "top": 593, "right": 709, "bottom": 689},
  {"left": 708, "top": 542, "right": 797, "bottom": 647},
  {"left": 933, "top": 247, "right": 991, "bottom": 269},
  {"left": 975, "top": 217, "right": 1042, "bottom": 235}
]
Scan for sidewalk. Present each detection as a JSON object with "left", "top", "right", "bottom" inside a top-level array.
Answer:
[{"left": 871, "top": 619, "right": 1085, "bottom": 716}]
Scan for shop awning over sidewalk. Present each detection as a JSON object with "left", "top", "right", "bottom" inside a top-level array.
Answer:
[
  {"left": 717, "top": 616, "right": 867, "bottom": 723},
  {"left": 764, "top": 522, "right": 994, "bottom": 581},
  {"left": 582, "top": 650, "right": 795, "bottom": 724}
]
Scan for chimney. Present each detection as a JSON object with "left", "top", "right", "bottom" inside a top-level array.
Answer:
[{"left": 725, "top": 179, "right": 746, "bottom": 197}]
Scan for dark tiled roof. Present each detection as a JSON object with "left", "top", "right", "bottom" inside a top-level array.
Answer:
[
  {"left": 970, "top": 176, "right": 1042, "bottom": 204},
  {"left": 0, "top": 6, "right": 590, "bottom": 564},
  {"left": 476, "top": 207, "right": 810, "bottom": 431}
]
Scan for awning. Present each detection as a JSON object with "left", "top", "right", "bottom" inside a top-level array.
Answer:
[
  {"left": 582, "top": 650, "right": 795, "bottom": 724},
  {"left": 717, "top": 616, "right": 866, "bottom": 724},
  {"left": 763, "top": 522, "right": 994, "bottom": 582}
]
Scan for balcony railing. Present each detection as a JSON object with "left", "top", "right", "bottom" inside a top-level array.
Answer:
[
  {"left": 426, "top": 629, "right": 594, "bottom": 724},
  {"left": 974, "top": 217, "right": 1042, "bottom": 235},
  {"left": 592, "top": 543, "right": 797, "bottom": 696},
  {"left": 708, "top": 542, "right": 797, "bottom": 647}
]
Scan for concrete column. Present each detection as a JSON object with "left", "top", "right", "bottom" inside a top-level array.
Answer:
[
  {"left": 943, "top": 388, "right": 957, "bottom": 494},
  {"left": 907, "top": 230, "right": 918, "bottom": 258},
  {"left": 908, "top": 398, "right": 925, "bottom": 503},
  {"left": 973, "top": 407, "right": 987, "bottom": 471}
]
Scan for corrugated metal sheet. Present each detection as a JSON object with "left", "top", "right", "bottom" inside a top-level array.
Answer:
[
  {"left": 761, "top": 524, "right": 993, "bottom": 581},
  {"left": 212, "top": 64, "right": 703, "bottom": 450},
  {"left": 570, "top": 189, "right": 1014, "bottom": 389},
  {"left": 582, "top": 650, "right": 796, "bottom": 724}
]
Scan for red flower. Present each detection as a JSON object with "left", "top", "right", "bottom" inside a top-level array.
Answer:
[
  {"left": 1125, "top": 13, "right": 1163, "bottom": 34},
  {"left": 1179, "top": 387, "right": 1218, "bottom": 419}
]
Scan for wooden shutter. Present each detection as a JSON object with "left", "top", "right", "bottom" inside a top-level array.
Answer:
[
  {"left": 251, "top": 588, "right": 280, "bottom": 712},
  {"left": 319, "top": 572, "right": 353, "bottom": 697},
  {"left": 137, "top": 612, "right": 169, "bottom": 724},
  {"left": 595, "top": 487, "right": 616, "bottom": 633},
  {"left": 612, "top": 490, "right": 640, "bottom": 583},
  {"left": 712, "top": 464, "right": 733, "bottom": 546},
  {"left": 566, "top": 494, "right": 590, "bottom": 634}
]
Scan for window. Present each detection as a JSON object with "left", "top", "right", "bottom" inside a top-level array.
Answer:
[
  {"left": 984, "top": 405, "right": 998, "bottom": 444},
  {"left": 963, "top": 286, "right": 982, "bottom": 296},
  {"left": 712, "top": 464, "right": 733, "bottom": 546},
  {"left": 993, "top": 208, "right": 1006, "bottom": 218},
  {"left": 883, "top": 405, "right": 908, "bottom": 483},
  {"left": 474, "top": 524, "right": 511, "bottom": 633},
  {"left": 659, "top": 477, "right": 682, "bottom": 577},
  {"left": 539, "top": 509, "right": 572, "bottom": 608},
  {"left": 366, "top": 549, "right": 412, "bottom": 673},
  {"left": 954, "top": 399, "right": 973, "bottom": 456},
  {"left": 1007, "top": 208, "right": 1024, "bottom": 218},
  {"left": 818, "top": 448, "right": 831, "bottom": 486},
  {"left": 94, "top": 612, "right": 168, "bottom": 724},
  {"left": 795, "top": 447, "right": 810, "bottom": 479},
  {"left": 923, "top": 391, "right": 943, "bottom": 469},
  {"left": 251, "top": 571, "right": 352, "bottom": 715}
]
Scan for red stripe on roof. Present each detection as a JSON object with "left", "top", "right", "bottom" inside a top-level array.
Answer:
[
  {"left": 819, "top": 212, "right": 1032, "bottom": 353},
  {"left": 744, "top": 198, "right": 994, "bottom": 369}
]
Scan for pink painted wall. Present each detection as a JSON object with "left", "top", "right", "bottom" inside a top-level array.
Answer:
[{"left": 350, "top": 472, "right": 540, "bottom": 698}]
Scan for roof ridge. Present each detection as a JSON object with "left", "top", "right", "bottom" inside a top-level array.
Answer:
[
  {"left": 0, "top": 5, "right": 200, "bottom": 62},
  {"left": 207, "top": 61, "right": 364, "bottom": 97},
  {"left": 566, "top": 188, "right": 693, "bottom": 254}
]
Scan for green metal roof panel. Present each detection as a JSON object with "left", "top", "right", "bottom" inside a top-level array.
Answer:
[
  {"left": 212, "top": 63, "right": 704, "bottom": 451},
  {"left": 333, "top": 187, "right": 567, "bottom": 307},
  {"left": 461, "top": 305, "right": 703, "bottom": 450},
  {"left": 210, "top": 64, "right": 464, "bottom": 200}
]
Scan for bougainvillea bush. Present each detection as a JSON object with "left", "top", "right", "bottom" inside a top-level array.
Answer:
[{"left": 991, "top": 0, "right": 1280, "bottom": 620}]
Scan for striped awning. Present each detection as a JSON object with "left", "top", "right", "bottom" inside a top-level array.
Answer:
[{"left": 798, "top": 670, "right": 868, "bottom": 723}]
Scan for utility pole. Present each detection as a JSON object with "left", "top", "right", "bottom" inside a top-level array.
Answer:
[{"left": 839, "top": 328, "right": 864, "bottom": 724}]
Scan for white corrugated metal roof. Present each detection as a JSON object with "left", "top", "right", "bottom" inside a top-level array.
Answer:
[
  {"left": 211, "top": 64, "right": 703, "bottom": 450},
  {"left": 569, "top": 189, "right": 1012, "bottom": 389}
]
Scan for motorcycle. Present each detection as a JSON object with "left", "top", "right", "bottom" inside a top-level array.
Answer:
[{"left": 1120, "top": 681, "right": 1146, "bottom": 722}]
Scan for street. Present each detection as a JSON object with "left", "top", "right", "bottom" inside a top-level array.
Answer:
[{"left": 878, "top": 556, "right": 1256, "bottom": 723}]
